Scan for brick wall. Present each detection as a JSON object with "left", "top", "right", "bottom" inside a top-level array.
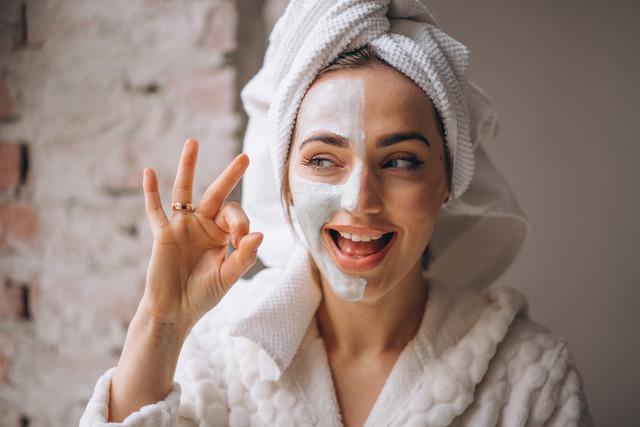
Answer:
[{"left": 0, "top": 0, "right": 285, "bottom": 425}]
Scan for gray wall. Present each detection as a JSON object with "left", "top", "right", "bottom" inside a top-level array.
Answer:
[{"left": 428, "top": 2, "right": 640, "bottom": 425}]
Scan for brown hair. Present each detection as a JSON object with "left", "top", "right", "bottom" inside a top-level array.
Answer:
[{"left": 281, "top": 45, "right": 450, "bottom": 269}]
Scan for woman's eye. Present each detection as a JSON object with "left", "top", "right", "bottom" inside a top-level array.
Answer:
[
  {"left": 300, "top": 155, "right": 338, "bottom": 170},
  {"left": 383, "top": 157, "right": 424, "bottom": 170}
]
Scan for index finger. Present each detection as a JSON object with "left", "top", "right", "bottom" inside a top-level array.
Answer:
[{"left": 195, "top": 153, "right": 249, "bottom": 218}]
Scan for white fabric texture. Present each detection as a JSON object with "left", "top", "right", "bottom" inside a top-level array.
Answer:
[
  {"left": 241, "top": 0, "right": 529, "bottom": 291},
  {"left": 79, "top": 248, "right": 593, "bottom": 426},
  {"left": 79, "top": 368, "right": 182, "bottom": 427}
]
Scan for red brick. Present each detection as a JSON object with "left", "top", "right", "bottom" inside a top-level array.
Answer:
[
  {"left": 0, "top": 143, "right": 21, "bottom": 193},
  {"left": 8, "top": 202, "right": 37, "bottom": 240},
  {"left": 0, "top": 202, "right": 38, "bottom": 245}
]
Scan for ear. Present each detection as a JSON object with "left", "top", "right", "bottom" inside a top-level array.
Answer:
[{"left": 442, "top": 188, "right": 451, "bottom": 205}]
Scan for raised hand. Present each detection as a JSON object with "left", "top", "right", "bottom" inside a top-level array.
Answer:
[
  {"left": 108, "top": 138, "right": 263, "bottom": 422},
  {"left": 140, "top": 137, "right": 263, "bottom": 329}
]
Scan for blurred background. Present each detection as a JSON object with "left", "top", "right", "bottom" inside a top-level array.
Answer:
[{"left": 0, "top": 0, "right": 638, "bottom": 425}]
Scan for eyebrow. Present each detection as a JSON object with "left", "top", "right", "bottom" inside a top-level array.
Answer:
[
  {"left": 298, "top": 131, "right": 430, "bottom": 150},
  {"left": 378, "top": 131, "right": 430, "bottom": 147},
  {"left": 299, "top": 133, "right": 346, "bottom": 151}
]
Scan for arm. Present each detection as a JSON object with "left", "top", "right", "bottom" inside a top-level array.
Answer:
[
  {"left": 79, "top": 366, "right": 185, "bottom": 427},
  {"left": 108, "top": 309, "right": 190, "bottom": 422},
  {"left": 79, "top": 308, "right": 230, "bottom": 427},
  {"left": 79, "top": 139, "right": 262, "bottom": 425},
  {"left": 79, "top": 313, "right": 223, "bottom": 427}
]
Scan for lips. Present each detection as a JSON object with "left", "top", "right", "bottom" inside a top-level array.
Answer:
[
  {"left": 323, "top": 227, "right": 396, "bottom": 272},
  {"left": 332, "top": 230, "right": 393, "bottom": 256}
]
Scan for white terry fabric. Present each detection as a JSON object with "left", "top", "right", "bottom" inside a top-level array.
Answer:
[
  {"left": 79, "top": 247, "right": 593, "bottom": 426},
  {"left": 79, "top": 368, "right": 182, "bottom": 426},
  {"left": 241, "top": 0, "right": 530, "bottom": 291}
]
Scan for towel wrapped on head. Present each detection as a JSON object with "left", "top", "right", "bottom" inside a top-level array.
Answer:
[{"left": 241, "top": 0, "right": 529, "bottom": 291}]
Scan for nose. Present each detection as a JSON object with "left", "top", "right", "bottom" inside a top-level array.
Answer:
[{"left": 340, "top": 162, "right": 382, "bottom": 216}]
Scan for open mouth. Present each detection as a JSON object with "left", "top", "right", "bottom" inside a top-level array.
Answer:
[
  {"left": 329, "top": 229, "right": 394, "bottom": 256},
  {"left": 323, "top": 227, "right": 397, "bottom": 272}
]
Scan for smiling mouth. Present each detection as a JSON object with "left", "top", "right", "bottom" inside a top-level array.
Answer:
[
  {"left": 329, "top": 228, "right": 394, "bottom": 258},
  {"left": 324, "top": 228, "right": 397, "bottom": 272}
]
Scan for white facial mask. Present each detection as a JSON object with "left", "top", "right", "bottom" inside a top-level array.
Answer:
[{"left": 290, "top": 78, "right": 368, "bottom": 301}]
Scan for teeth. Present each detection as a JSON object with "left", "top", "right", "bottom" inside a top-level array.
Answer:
[{"left": 338, "top": 231, "right": 384, "bottom": 242}]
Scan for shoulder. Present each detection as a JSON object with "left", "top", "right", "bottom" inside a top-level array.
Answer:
[
  {"left": 479, "top": 299, "right": 592, "bottom": 426},
  {"left": 424, "top": 285, "right": 592, "bottom": 426}
]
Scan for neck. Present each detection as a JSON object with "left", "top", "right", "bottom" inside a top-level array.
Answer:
[{"left": 315, "top": 263, "right": 428, "bottom": 357}]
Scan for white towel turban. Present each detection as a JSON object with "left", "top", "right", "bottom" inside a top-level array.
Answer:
[{"left": 240, "top": 0, "right": 529, "bottom": 291}]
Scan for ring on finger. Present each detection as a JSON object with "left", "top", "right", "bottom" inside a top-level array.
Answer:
[{"left": 172, "top": 202, "right": 193, "bottom": 211}]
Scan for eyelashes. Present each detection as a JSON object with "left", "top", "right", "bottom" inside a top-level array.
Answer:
[
  {"left": 299, "top": 154, "right": 426, "bottom": 173},
  {"left": 382, "top": 157, "right": 425, "bottom": 170},
  {"left": 300, "top": 155, "right": 339, "bottom": 170}
]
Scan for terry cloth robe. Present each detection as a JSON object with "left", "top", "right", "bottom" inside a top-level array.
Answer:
[{"left": 79, "top": 244, "right": 593, "bottom": 426}]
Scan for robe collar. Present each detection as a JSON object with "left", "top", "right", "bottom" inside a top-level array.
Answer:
[{"left": 228, "top": 242, "right": 528, "bottom": 388}]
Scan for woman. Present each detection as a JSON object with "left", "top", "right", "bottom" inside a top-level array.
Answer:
[{"left": 80, "top": 1, "right": 592, "bottom": 426}]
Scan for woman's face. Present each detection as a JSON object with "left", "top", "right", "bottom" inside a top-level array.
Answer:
[{"left": 287, "top": 64, "right": 449, "bottom": 302}]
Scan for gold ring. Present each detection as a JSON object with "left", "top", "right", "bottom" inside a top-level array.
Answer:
[{"left": 172, "top": 202, "right": 193, "bottom": 211}]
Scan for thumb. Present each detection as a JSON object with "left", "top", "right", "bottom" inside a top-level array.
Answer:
[{"left": 218, "top": 232, "right": 263, "bottom": 291}]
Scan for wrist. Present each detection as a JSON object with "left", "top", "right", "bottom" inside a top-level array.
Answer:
[
  {"left": 131, "top": 301, "right": 193, "bottom": 344},
  {"left": 132, "top": 295, "right": 195, "bottom": 336},
  {"left": 110, "top": 305, "right": 189, "bottom": 423}
]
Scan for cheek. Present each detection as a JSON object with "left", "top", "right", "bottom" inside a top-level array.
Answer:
[
  {"left": 290, "top": 174, "right": 342, "bottom": 230},
  {"left": 383, "top": 179, "right": 442, "bottom": 228}
]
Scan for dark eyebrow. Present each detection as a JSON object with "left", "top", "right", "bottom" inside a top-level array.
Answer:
[
  {"left": 378, "top": 131, "right": 430, "bottom": 147},
  {"left": 298, "top": 132, "right": 347, "bottom": 151},
  {"left": 298, "top": 130, "right": 430, "bottom": 150}
]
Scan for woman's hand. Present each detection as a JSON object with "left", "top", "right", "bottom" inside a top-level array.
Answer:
[
  {"left": 140, "top": 138, "right": 262, "bottom": 329},
  {"left": 109, "top": 138, "right": 261, "bottom": 422}
]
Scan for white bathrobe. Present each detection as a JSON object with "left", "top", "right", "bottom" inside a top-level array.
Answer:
[{"left": 79, "top": 244, "right": 593, "bottom": 427}]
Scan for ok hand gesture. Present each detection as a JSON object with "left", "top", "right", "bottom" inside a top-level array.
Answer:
[{"left": 140, "top": 138, "right": 262, "bottom": 329}]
